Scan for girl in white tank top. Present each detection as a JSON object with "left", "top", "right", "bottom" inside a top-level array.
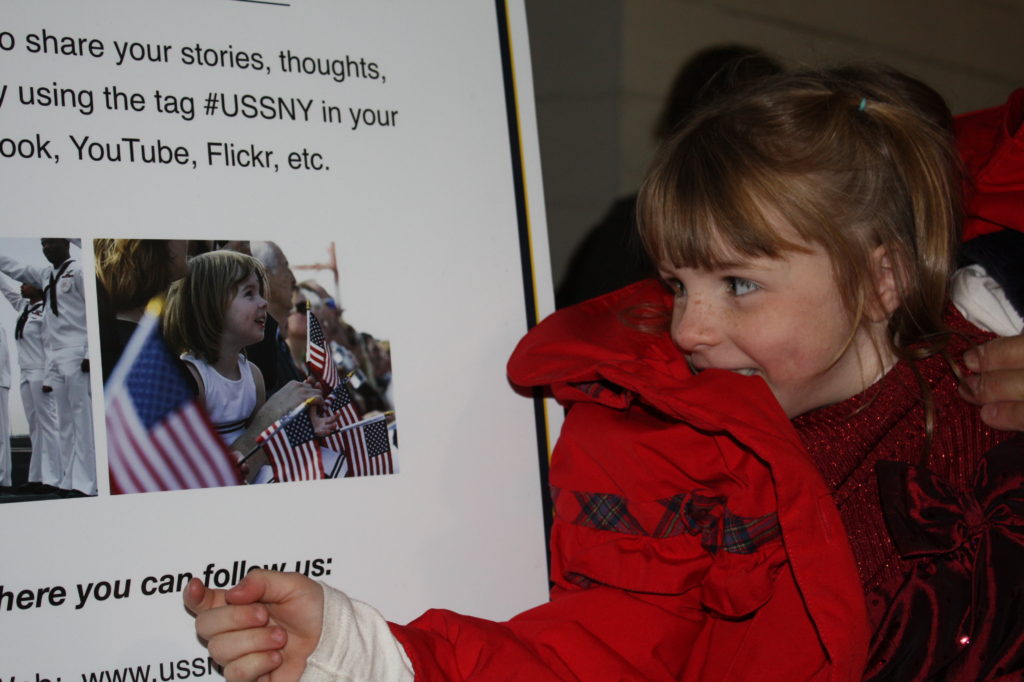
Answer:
[{"left": 164, "top": 251, "right": 275, "bottom": 482}]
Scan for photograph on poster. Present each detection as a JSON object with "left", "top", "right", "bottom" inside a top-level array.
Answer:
[
  {"left": 0, "top": 237, "right": 97, "bottom": 503},
  {"left": 98, "top": 238, "right": 397, "bottom": 495}
]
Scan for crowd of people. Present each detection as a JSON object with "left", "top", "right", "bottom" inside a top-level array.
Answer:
[
  {"left": 0, "top": 238, "right": 95, "bottom": 499},
  {"left": 96, "top": 238, "right": 394, "bottom": 487}
]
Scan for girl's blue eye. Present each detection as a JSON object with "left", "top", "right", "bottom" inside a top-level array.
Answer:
[
  {"left": 663, "top": 278, "right": 686, "bottom": 297},
  {"left": 727, "top": 277, "right": 759, "bottom": 296}
]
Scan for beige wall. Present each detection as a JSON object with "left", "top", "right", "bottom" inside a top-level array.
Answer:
[{"left": 526, "top": 0, "right": 1024, "bottom": 288}]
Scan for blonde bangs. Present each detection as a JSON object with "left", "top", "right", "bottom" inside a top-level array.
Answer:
[{"left": 638, "top": 132, "right": 809, "bottom": 270}]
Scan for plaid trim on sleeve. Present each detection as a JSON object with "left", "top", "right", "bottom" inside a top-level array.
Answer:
[
  {"left": 569, "top": 381, "right": 609, "bottom": 399},
  {"left": 573, "top": 491, "right": 647, "bottom": 536},
  {"left": 719, "top": 510, "right": 780, "bottom": 554},
  {"left": 559, "top": 487, "right": 780, "bottom": 556}
]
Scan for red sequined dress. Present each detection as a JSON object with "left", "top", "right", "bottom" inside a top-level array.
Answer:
[{"left": 795, "top": 306, "right": 1023, "bottom": 680}]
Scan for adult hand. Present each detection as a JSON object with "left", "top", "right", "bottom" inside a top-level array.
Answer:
[
  {"left": 962, "top": 334, "right": 1024, "bottom": 431},
  {"left": 184, "top": 571, "right": 324, "bottom": 682}
]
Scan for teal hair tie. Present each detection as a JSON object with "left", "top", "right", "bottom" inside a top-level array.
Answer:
[{"left": 858, "top": 98, "right": 868, "bottom": 112}]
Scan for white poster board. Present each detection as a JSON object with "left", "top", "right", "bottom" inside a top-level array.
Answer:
[{"left": 0, "top": 0, "right": 555, "bottom": 676}]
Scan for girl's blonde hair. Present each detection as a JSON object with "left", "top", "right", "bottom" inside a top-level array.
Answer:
[
  {"left": 163, "top": 250, "right": 266, "bottom": 363},
  {"left": 638, "top": 65, "right": 961, "bottom": 359}
]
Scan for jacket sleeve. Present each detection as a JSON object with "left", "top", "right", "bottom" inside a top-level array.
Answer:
[
  {"left": 390, "top": 584, "right": 709, "bottom": 681},
  {"left": 390, "top": 557, "right": 851, "bottom": 682},
  {"left": 301, "top": 583, "right": 414, "bottom": 682}
]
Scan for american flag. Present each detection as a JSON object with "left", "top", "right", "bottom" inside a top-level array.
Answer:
[
  {"left": 326, "top": 376, "right": 358, "bottom": 423},
  {"left": 306, "top": 307, "right": 339, "bottom": 390},
  {"left": 303, "top": 306, "right": 396, "bottom": 477},
  {"left": 256, "top": 400, "right": 325, "bottom": 482},
  {"left": 341, "top": 416, "right": 395, "bottom": 477},
  {"left": 107, "top": 305, "right": 241, "bottom": 494},
  {"left": 320, "top": 376, "right": 359, "bottom": 454}
]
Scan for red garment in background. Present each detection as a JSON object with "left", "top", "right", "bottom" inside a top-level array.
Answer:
[
  {"left": 955, "top": 88, "right": 1024, "bottom": 240},
  {"left": 390, "top": 280, "right": 870, "bottom": 681}
]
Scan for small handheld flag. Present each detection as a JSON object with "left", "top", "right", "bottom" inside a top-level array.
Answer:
[
  {"left": 306, "top": 305, "right": 339, "bottom": 390},
  {"left": 324, "top": 414, "right": 395, "bottom": 477},
  {"left": 255, "top": 397, "right": 325, "bottom": 482}
]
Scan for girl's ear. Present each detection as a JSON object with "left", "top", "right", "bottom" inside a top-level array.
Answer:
[{"left": 868, "top": 244, "right": 901, "bottom": 322}]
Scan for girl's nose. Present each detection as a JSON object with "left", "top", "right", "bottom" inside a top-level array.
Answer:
[{"left": 671, "top": 296, "right": 720, "bottom": 352}]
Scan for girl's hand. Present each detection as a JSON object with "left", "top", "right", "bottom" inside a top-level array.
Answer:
[
  {"left": 251, "top": 381, "right": 323, "bottom": 434},
  {"left": 962, "top": 334, "right": 1024, "bottom": 431},
  {"left": 231, "top": 381, "right": 324, "bottom": 480},
  {"left": 184, "top": 571, "right": 324, "bottom": 682}
]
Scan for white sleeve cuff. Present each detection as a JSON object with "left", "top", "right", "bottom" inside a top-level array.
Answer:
[
  {"left": 300, "top": 582, "right": 415, "bottom": 682},
  {"left": 951, "top": 264, "right": 1024, "bottom": 337}
]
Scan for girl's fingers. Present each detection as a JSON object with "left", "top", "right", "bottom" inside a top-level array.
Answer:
[
  {"left": 183, "top": 578, "right": 226, "bottom": 615},
  {"left": 221, "top": 650, "right": 285, "bottom": 682},
  {"left": 206, "top": 625, "right": 286, "bottom": 668},
  {"left": 195, "top": 603, "right": 269, "bottom": 642}
]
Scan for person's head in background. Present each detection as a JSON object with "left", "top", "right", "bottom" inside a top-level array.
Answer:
[
  {"left": 215, "top": 240, "right": 253, "bottom": 256},
  {"left": 639, "top": 65, "right": 960, "bottom": 418},
  {"left": 40, "top": 238, "right": 72, "bottom": 268},
  {"left": 95, "top": 239, "right": 189, "bottom": 322},
  {"left": 362, "top": 333, "right": 392, "bottom": 381},
  {"left": 298, "top": 280, "right": 344, "bottom": 342},
  {"left": 653, "top": 45, "right": 784, "bottom": 143},
  {"left": 554, "top": 45, "right": 784, "bottom": 309},
  {"left": 250, "top": 241, "right": 297, "bottom": 325},
  {"left": 284, "top": 286, "right": 309, "bottom": 369}
]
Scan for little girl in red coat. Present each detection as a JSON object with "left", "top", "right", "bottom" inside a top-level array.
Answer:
[{"left": 184, "top": 66, "right": 1024, "bottom": 681}]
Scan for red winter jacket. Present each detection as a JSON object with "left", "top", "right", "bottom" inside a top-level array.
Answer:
[{"left": 390, "top": 280, "right": 870, "bottom": 681}]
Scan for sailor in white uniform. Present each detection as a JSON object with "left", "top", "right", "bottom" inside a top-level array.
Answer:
[
  {"left": 0, "top": 276, "right": 61, "bottom": 488},
  {"left": 0, "top": 315, "right": 10, "bottom": 487},
  {"left": 0, "top": 239, "right": 95, "bottom": 496}
]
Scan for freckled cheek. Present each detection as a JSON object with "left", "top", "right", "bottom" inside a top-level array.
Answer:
[
  {"left": 758, "top": 344, "right": 806, "bottom": 377},
  {"left": 743, "top": 332, "right": 823, "bottom": 383}
]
